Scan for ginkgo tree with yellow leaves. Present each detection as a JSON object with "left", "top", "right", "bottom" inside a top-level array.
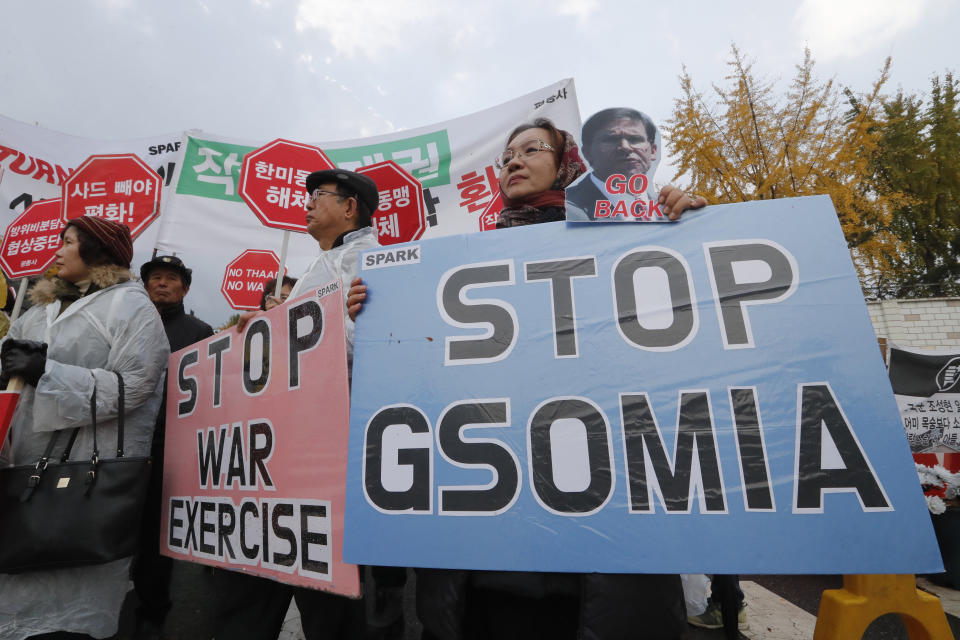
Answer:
[{"left": 666, "top": 45, "right": 909, "bottom": 294}]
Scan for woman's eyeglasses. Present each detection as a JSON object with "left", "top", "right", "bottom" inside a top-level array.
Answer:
[{"left": 495, "top": 138, "right": 555, "bottom": 170}]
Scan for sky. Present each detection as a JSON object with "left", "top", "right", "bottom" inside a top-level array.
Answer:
[
  {"left": 0, "top": 0, "right": 957, "bottom": 324},
  {"left": 1, "top": 0, "right": 957, "bottom": 156}
]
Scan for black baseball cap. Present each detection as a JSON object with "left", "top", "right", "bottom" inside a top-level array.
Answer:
[
  {"left": 305, "top": 169, "right": 379, "bottom": 212},
  {"left": 140, "top": 255, "right": 192, "bottom": 287}
]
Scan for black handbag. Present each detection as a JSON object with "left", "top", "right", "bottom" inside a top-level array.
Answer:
[{"left": 0, "top": 373, "right": 153, "bottom": 573}]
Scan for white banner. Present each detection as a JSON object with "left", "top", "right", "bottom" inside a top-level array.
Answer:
[
  {"left": 154, "top": 79, "right": 580, "bottom": 327},
  {"left": 888, "top": 343, "right": 960, "bottom": 453},
  {"left": 0, "top": 115, "right": 187, "bottom": 275},
  {"left": 0, "top": 80, "right": 580, "bottom": 327}
]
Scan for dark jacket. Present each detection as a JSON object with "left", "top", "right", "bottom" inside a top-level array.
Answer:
[
  {"left": 564, "top": 174, "right": 607, "bottom": 221},
  {"left": 417, "top": 570, "right": 686, "bottom": 640},
  {"left": 159, "top": 302, "right": 214, "bottom": 353},
  {"left": 153, "top": 303, "right": 213, "bottom": 450}
]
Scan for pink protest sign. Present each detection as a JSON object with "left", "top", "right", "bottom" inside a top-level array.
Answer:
[{"left": 160, "top": 281, "right": 360, "bottom": 597}]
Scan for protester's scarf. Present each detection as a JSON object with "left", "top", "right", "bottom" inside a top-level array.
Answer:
[{"left": 497, "top": 128, "right": 587, "bottom": 228}]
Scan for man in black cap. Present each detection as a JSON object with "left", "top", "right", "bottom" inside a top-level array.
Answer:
[
  {"left": 141, "top": 255, "right": 214, "bottom": 352},
  {"left": 134, "top": 254, "right": 213, "bottom": 638},
  {"left": 221, "top": 169, "right": 398, "bottom": 640},
  {"left": 239, "top": 169, "right": 380, "bottom": 376}
]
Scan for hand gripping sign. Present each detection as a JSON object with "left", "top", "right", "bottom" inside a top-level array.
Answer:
[
  {"left": 161, "top": 282, "right": 360, "bottom": 596},
  {"left": 61, "top": 154, "right": 161, "bottom": 238},
  {"left": 221, "top": 249, "right": 285, "bottom": 311},
  {"left": 0, "top": 199, "right": 64, "bottom": 278},
  {"left": 238, "top": 139, "right": 335, "bottom": 233},
  {"left": 344, "top": 195, "right": 941, "bottom": 575},
  {"left": 356, "top": 161, "right": 426, "bottom": 245}
]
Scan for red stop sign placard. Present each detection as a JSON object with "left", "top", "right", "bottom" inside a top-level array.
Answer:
[
  {"left": 61, "top": 154, "right": 161, "bottom": 239},
  {"left": 478, "top": 192, "right": 503, "bottom": 232},
  {"left": 238, "top": 139, "right": 335, "bottom": 232},
  {"left": 356, "top": 161, "right": 425, "bottom": 245},
  {"left": 0, "top": 199, "right": 65, "bottom": 278},
  {"left": 221, "top": 249, "right": 286, "bottom": 311}
]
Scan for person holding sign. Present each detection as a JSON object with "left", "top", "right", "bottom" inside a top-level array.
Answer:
[
  {"left": 414, "top": 118, "right": 702, "bottom": 640},
  {"left": 0, "top": 217, "right": 169, "bottom": 640},
  {"left": 238, "top": 169, "right": 379, "bottom": 375},
  {"left": 222, "top": 169, "right": 383, "bottom": 640},
  {"left": 134, "top": 254, "right": 214, "bottom": 638},
  {"left": 565, "top": 108, "right": 707, "bottom": 221}
]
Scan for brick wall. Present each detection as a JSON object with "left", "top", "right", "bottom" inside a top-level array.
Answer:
[{"left": 867, "top": 297, "right": 960, "bottom": 350}]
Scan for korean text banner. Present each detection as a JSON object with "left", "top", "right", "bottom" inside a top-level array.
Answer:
[
  {"left": 161, "top": 284, "right": 360, "bottom": 596},
  {"left": 889, "top": 344, "right": 960, "bottom": 453},
  {"left": 344, "top": 195, "right": 940, "bottom": 574},
  {"left": 153, "top": 79, "right": 579, "bottom": 328},
  {"left": 0, "top": 114, "right": 186, "bottom": 272}
]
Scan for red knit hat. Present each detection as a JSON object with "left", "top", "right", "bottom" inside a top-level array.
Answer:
[{"left": 65, "top": 217, "right": 134, "bottom": 268}]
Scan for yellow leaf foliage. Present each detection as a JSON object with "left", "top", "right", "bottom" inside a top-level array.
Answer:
[{"left": 666, "top": 45, "right": 904, "bottom": 284}]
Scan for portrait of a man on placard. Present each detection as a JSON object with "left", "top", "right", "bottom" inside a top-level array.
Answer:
[{"left": 565, "top": 107, "right": 666, "bottom": 222}]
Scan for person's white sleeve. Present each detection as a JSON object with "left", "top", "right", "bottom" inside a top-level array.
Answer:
[
  {"left": 30, "top": 299, "right": 169, "bottom": 432},
  {"left": 0, "top": 303, "right": 41, "bottom": 347},
  {"left": 339, "top": 243, "right": 364, "bottom": 372}
]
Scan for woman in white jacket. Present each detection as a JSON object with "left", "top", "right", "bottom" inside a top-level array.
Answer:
[{"left": 0, "top": 217, "right": 169, "bottom": 640}]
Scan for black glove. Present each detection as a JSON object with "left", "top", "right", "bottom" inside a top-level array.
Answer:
[{"left": 0, "top": 339, "right": 48, "bottom": 387}]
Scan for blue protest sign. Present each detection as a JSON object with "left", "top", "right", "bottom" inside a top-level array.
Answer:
[{"left": 344, "top": 195, "right": 941, "bottom": 574}]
